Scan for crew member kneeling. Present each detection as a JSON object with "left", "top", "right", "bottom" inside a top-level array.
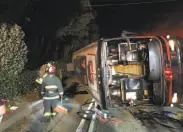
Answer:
[{"left": 40, "top": 66, "right": 64, "bottom": 122}]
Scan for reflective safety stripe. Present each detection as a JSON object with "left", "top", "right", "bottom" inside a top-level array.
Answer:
[
  {"left": 36, "top": 78, "right": 43, "bottom": 84},
  {"left": 45, "top": 85, "right": 58, "bottom": 89},
  {"left": 36, "top": 79, "right": 41, "bottom": 84},
  {"left": 59, "top": 92, "right": 63, "bottom": 95},
  {"left": 43, "top": 74, "right": 48, "bottom": 77},
  {"left": 43, "top": 95, "right": 59, "bottom": 100},
  {"left": 44, "top": 112, "right": 56, "bottom": 116},
  {"left": 35, "top": 74, "right": 47, "bottom": 84},
  {"left": 39, "top": 78, "right": 43, "bottom": 83},
  {"left": 51, "top": 113, "right": 56, "bottom": 116},
  {"left": 44, "top": 112, "right": 50, "bottom": 116}
]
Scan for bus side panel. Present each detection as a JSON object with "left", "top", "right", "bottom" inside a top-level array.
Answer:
[
  {"left": 86, "top": 54, "right": 100, "bottom": 103},
  {"left": 72, "top": 42, "right": 102, "bottom": 105},
  {"left": 73, "top": 56, "right": 88, "bottom": 85}
]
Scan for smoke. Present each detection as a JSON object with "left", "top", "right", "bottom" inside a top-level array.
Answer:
[{"left": 144, "top": 3, "right": 183, "bottom": 37}]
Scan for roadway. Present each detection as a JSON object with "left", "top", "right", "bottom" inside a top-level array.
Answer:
[
  {"left": 2, "top": 84, "right": 91, "bottom": 132},
  {"left": 2, "top": 77, "right": 183, "bottom": 132}
]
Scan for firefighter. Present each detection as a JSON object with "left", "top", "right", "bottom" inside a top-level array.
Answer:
[
  {"left": 36, "top": 62, "right": 57, "bottom": 98},
  {"left": 40, "top": 66, "right": 64, "bottom": 122}
]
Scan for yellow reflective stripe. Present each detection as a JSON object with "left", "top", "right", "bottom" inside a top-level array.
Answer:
[
  {"left": 45, "top": 85, "right": 58, "bottom": 89},
  {"left": 51, "top": 113, "right": 56, "bottom": 116},
  {"left": 44, "top": 112, "right": 51, "bottom": 116},
  {"left": 44, "top": 112, "right": 56, "bottom": 116},
  {"left": 36, "top": 81, "right": 42, "bottom": 84},
  {"left": 36, "top": 78, "right": 43, "bottom": 84},
  {"left": 40, "top": 78, "right": 43, "bottom": 82},
  {"left": 35, "top": 74, "right": 47, "bottom": 84},
  {"left": 43, "top": 95, "right": 59, "bottom": 100},
  {"left": 43, "top": 74, "right": 48, "bottom": 77},
  {"left": 36, "top": 78, "right": 40, "bottom": 82},
  {"left": 36, "top": 79, "right": 41, "bottom": 84}
]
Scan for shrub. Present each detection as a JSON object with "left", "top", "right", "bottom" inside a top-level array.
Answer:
[
  {"left": 0, "top": 23, "right": 33, "bottom": 100},
  {"left": 18, "top": 70, "right": 38, "bottom": 95}
]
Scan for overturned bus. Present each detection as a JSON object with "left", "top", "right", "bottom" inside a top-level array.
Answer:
[{"left": 72, "top": 35, "right": 183, "bottom": 109}]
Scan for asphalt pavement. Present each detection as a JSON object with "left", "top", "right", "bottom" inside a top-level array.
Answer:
[
  {"left": 2, "top": 78, "right": 183, "bottom": 132},
  {"left": 2, "top": 86, "right": 92, "bottom": 132}
]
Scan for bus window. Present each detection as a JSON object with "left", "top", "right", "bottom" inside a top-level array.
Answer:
[{"left": 88, "top": 61, "right": 94, "bottom": 83}]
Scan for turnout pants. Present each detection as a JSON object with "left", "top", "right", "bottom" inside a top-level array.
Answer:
[{"left": 43, "top": 99, "right": 59, "bottom": 117}]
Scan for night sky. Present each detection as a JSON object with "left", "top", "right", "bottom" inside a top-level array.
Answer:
[
  {"left": 0, "top": 0, "right": 182, "bottom": 68},
  {"left": 0, "top": 0, "right": 181, "bottom": 38},
  {"left": 92, "top": 0, "right": 182, "bottom": 37}
]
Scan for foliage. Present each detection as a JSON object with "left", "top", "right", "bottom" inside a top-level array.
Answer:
[
  {"left": 18, "top": 70, "right": 38, "bottom": 95},
  {"left": 0, "top": 24, "right": 28, "bottom": 74},
  {"left": 57, "top": 13, "right": 94, "bottom": 38},
  {"left": 55, "top": 60, "right": 67, "bottom": 76},
  {"left": 0, "top": 23, "right": 36, "bottom": 100},
  {"left": 56, "top": 13, "right": 99, "bottom": 61},
  {"left": 56, "top": 13, "right": 92, "bottom": 61}
]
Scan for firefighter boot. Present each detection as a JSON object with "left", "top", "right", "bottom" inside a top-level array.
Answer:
[{"left": 44, "top": 116, "right": 51, "bottom": 123}]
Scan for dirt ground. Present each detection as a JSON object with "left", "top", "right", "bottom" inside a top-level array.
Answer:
[{"left": 3, "top": 91, "right": 40, "bottom": 122}]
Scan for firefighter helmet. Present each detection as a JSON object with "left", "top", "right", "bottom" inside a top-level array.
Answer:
[
  {"left": 48, "top": 66, "right": 56, "bottom": 73},
  {"left": 47, "top": 61, "right": 55, "bottom": 67}
]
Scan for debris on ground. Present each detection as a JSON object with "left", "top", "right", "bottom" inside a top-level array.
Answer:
[
  {"left": 9, "top": 106, "right": 18, "bottom": 111},
  {"left": 3, "top": 91, "right": 40, "bottom": 122},
  {"left": 2, "top": 77, "right": 91, "bottom": 132}
]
